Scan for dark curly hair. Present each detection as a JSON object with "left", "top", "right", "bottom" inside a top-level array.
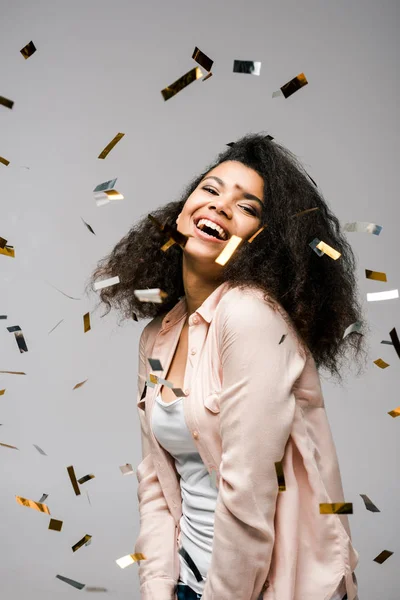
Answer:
[{"left": 86, "top": 132, "right": 369, "bottom": 384}]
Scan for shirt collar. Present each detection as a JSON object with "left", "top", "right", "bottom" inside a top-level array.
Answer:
[{"left": 161, "top": 281, "right": 231, "bottom": 330}]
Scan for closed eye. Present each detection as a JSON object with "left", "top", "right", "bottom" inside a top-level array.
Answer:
[{"left": 202, "top": 186, "right": 258, "bottom": 216}]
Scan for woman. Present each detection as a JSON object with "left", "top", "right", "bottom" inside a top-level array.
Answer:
[{"left": 89, "top": 133, "right": 367, "bottom": 600}]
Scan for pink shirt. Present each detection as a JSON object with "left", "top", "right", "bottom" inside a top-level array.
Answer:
[{"left": 134, "top": 282, "right": 359, "bottom": 600}]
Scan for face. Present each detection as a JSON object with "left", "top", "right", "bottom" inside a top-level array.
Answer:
[{"left": 176, "top": 161, "right": 264, "bottom": 273}]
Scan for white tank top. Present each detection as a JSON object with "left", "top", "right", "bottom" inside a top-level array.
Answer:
[{"left": 151, "top": 393, "right": 347, "bottom": 600}]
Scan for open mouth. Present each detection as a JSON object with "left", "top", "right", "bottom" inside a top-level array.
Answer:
[{"left": 193, "top": 217, "right": 229, "bottom": 241}]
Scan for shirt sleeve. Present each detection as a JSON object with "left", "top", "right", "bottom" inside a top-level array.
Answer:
[
  {"left": 201, "top": 291, "right": 306, "bottom": 600},
  {"left": 134, "top": 324, "right": 179, "bottom": 600}
]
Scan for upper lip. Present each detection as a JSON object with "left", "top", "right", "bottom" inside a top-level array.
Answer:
[{"left": 193, "top": 215, "right": 230, "bottom": 238}]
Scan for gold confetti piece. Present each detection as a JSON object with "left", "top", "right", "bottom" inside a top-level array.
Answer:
[
  {"left": 248, "top": 226, "right": 265, "bottom": 243},
  {"left": 278, "top": 334, "right": 287, "bottom": 345},
  {"left": 72, "top": 534, "right": 92, "bottom": 553},
  {"left": 48, "top": 319, "right": 64, "bottom": 335},
  {"left": 83, "top": 312, "right": 91, "bottom": 333},
  {"left": 39, "top": 493, "right": 48, "bottom": 503},
  {"left": 161, "top": 66, "right": 202, "bottom": 101},
  {"left": 233, "top": 60, "right": 261, "bottom": 75},
  {"left": 73, "top": 379, "right": 88, "bottom": 390},
  {"left": 56, "top": 575, "right": 85, "bottom": 590},
  {"left": 388, "top": 406, "right": 400, "bottom": 418},
  {"left": 389, "top": 327, "right": 400, "bottom": 359},
  {"left": 319, "top": 502, "right": 353, "bottom": 514},
  {"left": 93, "top": 276, "right": 120, "bottom": 291},
  {"left": 192, "top": 46, "right": 213, "bottom": 71},
  {"left": 81, "top": 218, "right": 96, "bottom": 235},
  {"left": 20, "top": 40, "right": 37, "bottom": 59},
  {"left": 1, "top": 442, "right": 19, "bottom": 450},
  {"left": 0, "top": 389, "right": 5, "bottom": 396},
  {"left": 85, "top": 587, "right": 108, "bottom": 592},
  {"left": 119, "top": 463, "right": 134, "bottom": 475},
  {"left": 272, "top": 72, "right": 308, "bottom": 99},
  {"left": 16, "top": 495, "right": 50, "bottom": 514},
  {"left": 0, "top": 370, "right": 25, "bottom": 375},
  {"left": 77, "top": 474, "right": 95, "bottom": 485},
  {"left": 134, "top": 288, "right": 168, "bottom": 303},
  {"left": 160, "top": 237, "right": 177, "bottom": 252},
  {"left": 7, "top": 325, "right": 28, "bottom": 353},
  {"left": 0, "top": 237, "right": 7, "bottom": 248},
  {"left": 0, "top": 244, "right": 14, "bottom": 257},
  {"left": 215, "top": 235, "right": 243, "bottom": 266},
  {"left": 373, "top": 550, "right": 393, "bottom": 564},
  {"left": 292, "top": 207, "right": 319, "bottom": 218},
  {"left": 98, "top": 133, "right": 125, "bottom": 159},
  {"left": 148, "top": 214, "right": 189, "bottom": 248},
  {"left": 360, "top": 494, "right": 380, "bottom": 512},
  {"left": 148, "top": 374, "right": 174, "bottom": 388},
  {"left": 343, "top": 321, "right": 363, "bottom": 339},
  {"left": 116, "top": 553, "right": 146, "bottom": 569},
  {"left": 33, "top": 444, "right": 47, "bottom": 455},
  {"left": 49, "top": 518, "right": 63, "bottom": 531},
  {"left": 67, "top": 465, "right": 81, "bottom": 496},
  {"left": 373, "top": 358, "right": 389, "bottom": 369},
  {"left": 342, "top": 221, "right": 382, "bottom": 235},
  {"left": 148, "top": 358, "right": 163, "bottom": 371},
  {"left": 203, "top": 72, "right": 213, "bottom": 82},
  {"left": 315, "top": 240, "right": 341, "bottom": 260},
  {"left": 0, "top": 96, "right": 14, "bottom": 109},
  {"left": 365, "top": 269, "right": 387, "bottom": 282},
  {"left": 274, "top": 461, "right": 286, "bottom": 491},
  {"left": 367, "top": 289, "right": 399, "bottom": 302},
  {"left": 104, "top": 189, "right": 123, "bottom": 200}
]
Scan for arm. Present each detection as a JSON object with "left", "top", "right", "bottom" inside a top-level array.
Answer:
[
  {"left": 134, "top": 325, "right": 178, "bottom": 600},
  {"left": 202, "top": 292, "right": 306, "bottom": 600}
]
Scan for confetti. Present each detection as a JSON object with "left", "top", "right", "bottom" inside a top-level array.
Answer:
[
  {"left": 148, "top": 374, "right": 174, "bottom": 388},
  {"left": 77, "top": 474, "right": 95, "bottom": 485},
  {"left": 272, "top": 72, "right": 308, "bottom": 99},
  {"left": 0, "top": 96, "right": 14, "bottom": 110},
  {"left": 365, "top": 269, "right": 387, "bottom": 282},
  {"left": 93, "top": 179, "right": 123, "bottom": 206},
  {"left": 82, "top": 218, "right": 96, "bottom": 235},
  {"left": 0, "top": 389, "right": 5, "bottom": 395},
  {"left": 342, "top": 221, "right": 382, "bottom": 235},
  {"left": 172, "top": 388, "right": 187, "bottom": 397},
  {"left": 178, "top": 547, "right": 203, "bottom": 582},
  {"left": 293, "top": 207, "right": 319, "bottom": 218},
  {"left": 119, "top": 463, "right": 134, "bottom": 475},
  {"left": 215, "top": 235, "right": 243, "bottom": 266},
  {"left": 389, "top": 328, "right": 400, "bottom": 359},
  {"left": 49, "top": 518, "right": 63, "bottom": 531},
  {"left": 85, "top": 587, "right": 108, "bottom": 592},
  {"left": 388, "top": 406, "right": 400, "bottom": 418},
  {"left": 94, "top": 276, "right": 120, "bottom": 291},
  {"left": 56, "top": 575, "right": 85, "bottom": 590},
  {"left": 67, "top": 465, "right": 81, "bottom": 496},
  {"left": 20, "top": 40, "right": 37, "bottom": 59},
  {"left": 343, "top": 321, "right": 363, "bottom": 339},
  {"left": 233, "top": 60, "right": 261, "bottom": 76},
  {"left": 0, "top": 370, "right": 25, "bottom": 375},
  {"left": 248, "top": 226, "right": 265, "bottom": 243},
  {"left": 134, "top": 288, "right": 168, "bottom": 303},
  {"left": 83, "top": 312, "right": 91, "bottom": 333},
  {"left": 1, "top": 442, "right": 18, "bottom": 450},
  {"left": 203, "top": 72, "right": 213, "bottom": 82},
  {"left": 161, "top": 66, "right": 202, "bottom": 101},
  {"left": 367, "top": 289, "right": 399, "bottom": 302},
  {"left": 192, "top": 46, "right": 213, "bottom": 72},
  {"left": 148, "top": 358, "right": 163, "bottom": 371},
  {"left": 7, "top": 325, "right": 28, "bottom": 353},
  {"left": 45, "top": 281, "right": 80, "bottom": 300},
  {"left": 73, "top": 379, "right": 88, "bottom": 390},
  {"left": 278, "top": 334, "right": 287, "bottom": 345},
  {"left": 33, "top": 444, "right": 47, "bottom": 456},
  {"left": 98, "top": 133, "right": 125, "bottom": 159},
  {"left": 309, "top": 238, "right": 327, "bottom": 257},
  {"left": 360, "top": 494, "right": 380, "bottom": 512},
  {"left": 373, "top": 550, "right": 393, "bottom": 564},
  {"left": 16, "top": 495, "right": 50, "bottom": 514},
  {"left": 315, "top": 240, "right": 341, "bottom": 260},
  {"left": 0, "top": 236, "right": 7, "bottom": 248},
  {"left": 0, "top": 244, "right": 14, "bottom": 257},
  {"left": 116, "top": 553, "right": 146, "bottom": 569},
  {"left": 72, "top": 534, "right": 92, "bottom": 553},
  {"left": 274, "top": 461, "right": 286, "bottom": 491},
  {"left": 48, "top": 319, "right": 64, "bottom": 335},
  {"left": 147, "top": 214, "right": 189, "bottom": 248},
  {"left": 373, "top": 358, "right": 389, "bottom": 369},
  {"left": 39, "top": 493, "right": 48, "bottom": 503},
  {"left": 93, "top": 178, "right": 117, "bottom": 193},
  {"left": 319, "top": 503, "right": 353, "bottom": 514}
]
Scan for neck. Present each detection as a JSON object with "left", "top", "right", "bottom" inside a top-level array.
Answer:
[{"left": 181, "top": 255, "right": 222, "bottom": 319}]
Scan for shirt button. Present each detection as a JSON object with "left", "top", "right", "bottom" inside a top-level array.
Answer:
[
  {"left": 193, "top": 316, "right": 199, "bottom": 324},
  {"left": 193, "top": 431, "right": 199, "bottom": 439},
  {"left": 190, "top": 348, "right": 196, "bottom": 355}
]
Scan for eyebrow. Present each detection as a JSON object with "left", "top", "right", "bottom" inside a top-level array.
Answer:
[{"left": 200, "top": 176, "right": 264, "bottom": 207}]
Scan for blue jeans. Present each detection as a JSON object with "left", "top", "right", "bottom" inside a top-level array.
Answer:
[{"left": 176, "top": 582, "right": 202, "bottom": 600}]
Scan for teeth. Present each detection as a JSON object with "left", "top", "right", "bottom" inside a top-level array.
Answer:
[{"left": 196, "top": 218, "right": 227, "bottom": 240}]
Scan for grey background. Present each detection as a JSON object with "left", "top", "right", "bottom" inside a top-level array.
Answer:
[{"left": 1, "top": 0, "right": 399, "bottom": 598}]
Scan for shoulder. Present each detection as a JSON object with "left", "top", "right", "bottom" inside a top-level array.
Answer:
[{"left": 140, "top": 313, "right": 165, "bottom": 346}]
